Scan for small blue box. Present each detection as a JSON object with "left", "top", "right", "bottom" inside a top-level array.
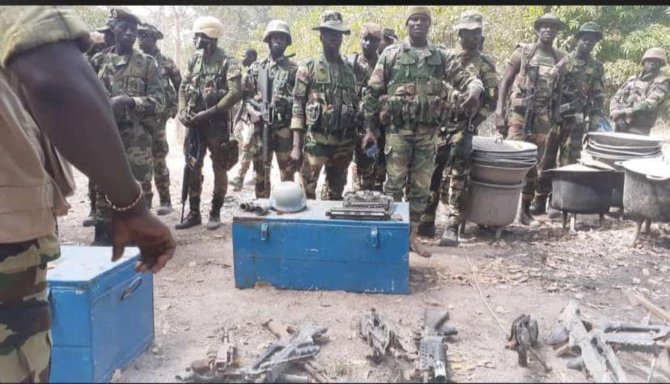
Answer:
[
  {"left": 47, "top": 246, "right": 154, "bottom": 383},
  {"left": 232, "top": 200, "right": 410, "bottom": 294}
]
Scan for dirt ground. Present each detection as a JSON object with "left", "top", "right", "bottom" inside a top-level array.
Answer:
[{"left": 56, "top": 121, "right": 670, "bottom": 383}]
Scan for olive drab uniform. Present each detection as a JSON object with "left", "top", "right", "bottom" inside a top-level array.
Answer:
[
  {"left": 243, "top": 54, "right": 299, "bottom": 198},
  {"left": 291, "top": 54, "right": 360, "bottom": 200},
  {"left": 420, "top": 48, "right": 498, "bottom": 228},
  {"left": 144, "top": 47, "right": 181, "bottom": 207},
  {"left": 364, "top": 40, "right": 484, "bottom": 222},
  {"left": 609, "top": 72, "right": 670, "bottom": 136},
  {"left": 505, "top": 42, "right": 564, "bottom": 202},
  {"left": 91, "top": 46, "right": 165, "bottom": 224},
  {"left": 179, "top": 47, "right": 242, "bottom": 210}
]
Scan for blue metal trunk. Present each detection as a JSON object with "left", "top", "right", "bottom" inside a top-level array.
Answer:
[
  {"left": 47, "top": 246, "right": 154, "bottom": 383},
  {"left": 232, "top": 200, "right": 410, "bottom": 294}
]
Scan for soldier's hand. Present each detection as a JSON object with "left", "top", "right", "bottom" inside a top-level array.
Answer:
[
  {"left": 111, "top": 202, "right": 176, "bottom": 274},
  {"left": 610, "top": 109, "right": 624, "bottom": 120},
  {"left": 178, "top": 109, "right": 195, "bottom": 127},
  {"left": 494, "top": 111, "right": 507, "bottom": 134},
  {"left": 191, "top": 109, "right": 214, "bottom": 126},
  {"left": 460, "top": 89, "right": 481, "bottom": 113},
  {"left": 290, "top": 146, "right": 303, "bottom": 165},
  {"left": 361, "top": 130, "right": 378, "bottom": 150}
]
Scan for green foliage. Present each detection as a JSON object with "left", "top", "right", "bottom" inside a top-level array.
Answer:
[{"left": 71, "top": 6, "right": 109, "bottom": 31}]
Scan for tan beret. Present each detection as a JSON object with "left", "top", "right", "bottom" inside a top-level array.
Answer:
[
  {"left": 406, "top": 6, "right": 431, "bottom": 25},
  {"left": 361, "top": 22, "right": 383, "bottom": 40}
]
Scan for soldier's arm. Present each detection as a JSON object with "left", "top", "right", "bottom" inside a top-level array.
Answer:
[
  {"left": 628, "top": 79, "right": 670, "bottom": 115},
  {"left": 609, "top": 80, "right": 629, "bottom": 115},
  {"left": 167, "top": 58, "right": 181, "bottom": 93},
  {"left": 133, "top": 58, "right": 165, "bottom": 118},
  {"left": 362, "top": 52, "right": 390, "bottom": 136},
  {"left": 496, "top": 47, "right": 522, "bottom": 117},
  {"left": 213, "top": 58, "right": 243, "bottom": 112},
  {"left": 178, "top": 56, "right": 194, "bottom": 113},
  {"left": 242, "top": 62, "right": 258, "bottom": 102},
  {"left": 289, "top": 63, "right": 310, "bottom": 132},
  {"left": 478, "top": 58, "right": 499, "bottom": 121},
  {"left": 444, "top": 52, "right": 484, "bottom": 95}
]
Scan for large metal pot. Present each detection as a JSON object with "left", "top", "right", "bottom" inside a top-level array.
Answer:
[
  {"left": 549, "top": 164, "right": 615, "bottom": 214},
  {"left": 586, "top": 132, "right": 665, "bottom": 147},
  {"left": 473, "top": 158, "right": 537, "bottom": 169},
  {"left": 621, "top": 158, "right": 670, "bottom": 222},
  {"left": 470, "top": 163, "right": 533, "bottom": 185},
  {"left": 472, "top": 136, "right": 538, "bottom": 156},
  {"left": 464, "top": 180, "right": 523, "bottom": 227}
]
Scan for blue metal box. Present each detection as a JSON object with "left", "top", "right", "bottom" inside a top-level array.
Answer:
[
  {"left": 47, "top": 246, "right": 154, "bottom": 383},
  {"left": 232, "top": 200, "right": 410, "bottom": 294}
]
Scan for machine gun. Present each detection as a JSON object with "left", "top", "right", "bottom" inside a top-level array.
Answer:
[
  {"left": 180, "top": 106, "right": 201, "bottom": 223},
  {"left": 247, "top": 68, "right": 275, "bottom": 194},
  {"left": 412, "top": 309, "right": 458, "bottom": 383},
  {"left": 521, "top": 66, "right": 540, "bottom": 137},
  {"left": 326, "top": 190, "right": 395, "bottom": 221}
]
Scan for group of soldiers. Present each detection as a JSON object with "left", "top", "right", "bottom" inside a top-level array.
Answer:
[{"left": 81, "top": 6, "right": 670, "bottom": 253}]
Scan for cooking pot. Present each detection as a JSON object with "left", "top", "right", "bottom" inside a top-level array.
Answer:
[
  {"left": 464, "top": 180, "right": 524, "bottom": 227},
  {"left": 586, "top": 132, "right": 665, "bottom": 148},
  {"left": 470, "top": 163, "right": 534, "bottom": 185},
  {"left": 472, "top": 136, "right": 538, "bottom": 155},
  {"left": 586, "top": 140, "right": 661, "bottom": 153},
  {"left": 586, "top": 142, "right": 662, "bottom": 157},
  {"left": 620, "top": 158, "right": 670, "bottom": 222},
  {"left": 473, "top": 158, "right": 537, "bottom": 169},
  {"left": 549, "top": 164, "right": 615, "bottom": 214}
]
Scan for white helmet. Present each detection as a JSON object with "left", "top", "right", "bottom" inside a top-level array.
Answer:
[{"left": 192, "top": 16, "right": 224, "bottom": 39}]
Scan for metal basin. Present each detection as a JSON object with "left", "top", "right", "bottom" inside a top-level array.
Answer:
[
  {"left": 587, "top": 140, "right": 661, "bottom": 153},
  {"left": 549, "top": 164, "right": 615, "bottom": 214},
  {"left": 474, "top": 158, "right": 537, "bottom": 169},
  {"left": 586, "top": 132, "right": 665, "bottom": 148},
  {"left": 585, "top": 142, "right": 662, "bottom": 157},
  {"left": 621, "top": 158, "right": 670, "bottom": 222},
  {"left": 470, "top": 163, "right": 533, "bottom": 185},
  {"left": 464, "top": 180, "right": 523, "bottom": 227},
  {"left": 472, "top": 136, "right": 538, "bottom": 155}
]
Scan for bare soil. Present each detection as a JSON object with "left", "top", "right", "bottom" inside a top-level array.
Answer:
[{"left": 57, "top": 121, "right": 670, "bottom": 383}]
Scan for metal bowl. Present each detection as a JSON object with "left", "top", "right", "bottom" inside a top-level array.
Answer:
[{"left": 586, "top": 132, "right": 665, "bottom": 148}]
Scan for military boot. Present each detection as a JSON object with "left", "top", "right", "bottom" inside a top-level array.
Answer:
[
  {"left": 155, "top": 175, "right": 173, "bottom": 216},
  {"left": 529, "top": 195, "right": 547, "bottom": 215},
  {"left": 410, "top": 223, "right": 432, "bottom": 258},
  {"left": 156, "top": 199, "right": 173, "bottom": 216},
  {"left": 91, "top": 221, "right": 113, "bottom": 246},
  {"left": 518, "top": 199, "right": 539, "bottom": 227},
  {"left": 175, "top": 198, "right": 202, "bottom": 230},
  {"left": 206, "top": 196, "right": 224, "bottom": 231},
  {"left": 82, "top": 204, "right": 96, "bottom": 227},
  {"left": 416, "top": 221, "right": 436, "bottom": 238}
]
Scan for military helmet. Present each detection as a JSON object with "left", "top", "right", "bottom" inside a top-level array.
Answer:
[
  {"left": 262, "top": 20, "right": 292, "bottom": 45},
  {"left": 269, "top": 181, "right": 307, "bottom": 213},
  {"left": 192, "top": 16, "right": 224, "bottom": 39},
  {"left": 533, "top": 13, "right": 565, "bottom": 31},
  {"left": 641, "top": 47, "right": 667, "bottom": 67},
  {"left": 575, "top": 22, "right": 603, "bottom": 41}
]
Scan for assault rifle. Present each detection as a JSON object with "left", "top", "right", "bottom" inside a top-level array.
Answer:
[
  {"left": 359, "top": 308, "right": 406, "bottom": 361},
  {"left": 180, "top": 107, "right": 201, "bottom": 223},
  {"left": 412, "top": 309, "right": 458, "bottom": 383},
  {"left": 248, "top": 68, "right": 274, "bottom": 194},
  {"left": 521, "top": 66, "right": 540, "bottom": 137}
]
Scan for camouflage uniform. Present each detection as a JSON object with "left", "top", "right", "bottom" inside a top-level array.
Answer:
[
  {"left": 421, "top": 47, "right": 498, "bottom": 228},
  {"left": 291, "top": 54, "right": 360, "bottom": 200},
  {"left": 91, "top": 44, "right": 165, "bottom": 225},
  {"left": 364, "top": 40, "right": 484, "bottom": 222},
  {"left": 243, "top": 54, "right": 299, "bottom": 198},
  {"left": 505, "top": 42, "right": 564, "bottom": 202}
]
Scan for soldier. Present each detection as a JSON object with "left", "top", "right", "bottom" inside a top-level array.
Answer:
[
  {"left": 176, "top": 16, "right": 243, "bottom": 230},
  {"left": 90, "top": 8, "right": 166, "bottom": 245},
  {"left": 495, "top": 13, "right": 566, "bottom": 226},
  {"left": 418, "top": 10, "right": 498, "bottom": 246},
  {"left": 230, "top": 48, "right": 259, "bottom": 191},
  {"left": 362, "top": 6, "right": 483, "bottom": 256},
  {"left": 241, "top": 20, "right": 299, "bottom": 198},
  {"left": 349, "top": 22, "right": 383, "bottom": 192},
  {"left": 1, "top": 7, "right": 175, "bottom": 382},
  {"left": 533, "top": 22, "right": 606, "bottom": 215},
  {"left": 378, "top": 28, "right": 399, "bottom": 55},
  {"left": 290, "top": 11, "right": 359, "bottom": 201},
  {"left": 610, "top": 47, "right": 670, "bottom": 136},
  {"left": 138, "top": 23, "right": 182, "bottom": 216}
]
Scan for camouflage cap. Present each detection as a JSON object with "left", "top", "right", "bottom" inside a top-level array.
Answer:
[
  {"left": 138, "top": 23, "right": 164, "bottom": 39},
  {"left": 406, "top": 6, "right": 432, "bottom": 25},
  {"left": 453, "top": 10, "right": 484, "bottom": 31},
  {"left": 641, "top": 47, "right": 667, "bottom": 67},
  {"left": 575, "top": 22, "right": 603, "bottom": 41},
  {"left": 312, "top": 11, "right": 351, "bottom": 34},
  {"left": 361, "top": 22, "right": 383, "bottom": 40},
  {"left": 107, "top": 7, "right": 141, "bottom": 26},
  {"left": 383, "top": 28, "right": 398, "bottom": 41},
  {"left": 533, "top": 13, "right": 565, "bottom": 31}
]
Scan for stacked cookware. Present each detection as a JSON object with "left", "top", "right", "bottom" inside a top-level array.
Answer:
[{"left": 464, "top": 137, "right": 537, "bottom": 239}]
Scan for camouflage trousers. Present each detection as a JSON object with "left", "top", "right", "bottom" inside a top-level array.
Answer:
[
  {"left": 253, "top": 125, "right": 296, "bottom": 199},
  {"left": 536, "top": 119, "right": 586, "bottom": 196},
  {"left": 420, "top": 129, "right": 473, "bottom": 227},
  {"left": 302, "top": 139, "right": 355, "bottom": 200},
  {"left": 507, "top": 108, "right": 553, "bottom": 201},
  {"left": 96, "top": 125, "right": 153, "bottom": 223},
  {"left": 384, "top": 132, "right": 438, "bottom": 222},
  {"left": 0, "top": 234, "right": 61, "bottom": 383},
  {"left": 151, "top": 115, "right": 171, "bottom": 204},
  {"left": 352, "top": 133, "right": 386, "bottom": 192},
  {"left": 233, "top": 118, "right": 256, "bottom": 174},
  {"left": 187, "top": 134, "right": 230, "bottom": 203}
]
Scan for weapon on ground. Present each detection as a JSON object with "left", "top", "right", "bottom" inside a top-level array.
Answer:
[
  {"left": 257, "top": 68, "right": 275, "bottom": 194},
  {"left": 521, "top": 66, "right": 540, "bottom": 137},
  {"left": 359, "top": 308, "right": 406, "bottom": 361},
  {"left": 506, "top": 314, "right": 551, "bottom": 372},
  {"left": 412, "top": 309, "right": 458, "bottom": 383},
  {"left": 326, "top": 190, "right": 395, "bottom": 221}
]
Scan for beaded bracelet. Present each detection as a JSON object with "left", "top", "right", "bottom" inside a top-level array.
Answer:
[{"left": 105, "top": 180, "right": 144, "bottom": 212}]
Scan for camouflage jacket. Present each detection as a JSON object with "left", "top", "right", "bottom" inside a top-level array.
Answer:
[
  {"left": 610, "top": 70, "right": 670, "bottom": 133},
  {"left": 243, "top": 54, "right": 298, "bottom": 129},
  {"left": 144, "top": 47, "right": 181, "bottom": 119},
  {"left": 363, "top": 39, "right": 484, "bottom": 136},
  {"left": 91, "top": 46, "right": 165, "bottom": 130},
  {"left": 290, "top": 53, "right": 360, "bottom": 145},
  {"left": 507, "top": 43, "right": 565, "bottom": 112},
  {"left": 555, "top": 51, "right": 605, "bottom": 130},
  {"left": 451, "top": 48, "right": 498, "bottom": 130},
  {"left": 350, "top": 52, "right": 378, "bottom": 97}
]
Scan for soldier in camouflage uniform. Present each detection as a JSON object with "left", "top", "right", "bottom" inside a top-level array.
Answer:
[
  {"left": 362, "top": 6, "right": 483, "bottom": 257},
  {"left": 138, "top": 23, "right": 182, "bottom": 216},
  {"left": 378, "top": 28, "right": 399, "bottom": 55},
  {"left": 176, "top": 16, "right": 243, "bottom": 230},
  {"left": 290, "top": 11, "right": 360, "bottom": 201},
  {"left": 610, "top": 47, "right": 670, "bottom": 136},
  {"left": 91, "top": 8, "right": 166, "bottom": 245},
  {"left": 418, "top": 10, "right": 498, "bottom": 246},
  {"left": 241, "top": 20, "right": 299, "bottom": 198},
  {"left": 533, "top": 22, "right": 606, "bottom": 215},
  {"left": 496, "top": 13, "right": 566, "bottom": 226}
]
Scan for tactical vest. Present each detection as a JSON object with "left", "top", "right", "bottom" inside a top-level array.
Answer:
[
  {"left": 510, "top": 43, "right": 563, "bottom": 110},
  {"left": 304, "top": 55, "right": 359, "bottom": 138},
  {"left": 250, "top": 56, "right": 295, "bottom": 127},
  {"left": 561, "top": 54, "right": 603, "bottom": 102},
  {"left": 185, "top": 48, "right": 231, "bottom": 114}
]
